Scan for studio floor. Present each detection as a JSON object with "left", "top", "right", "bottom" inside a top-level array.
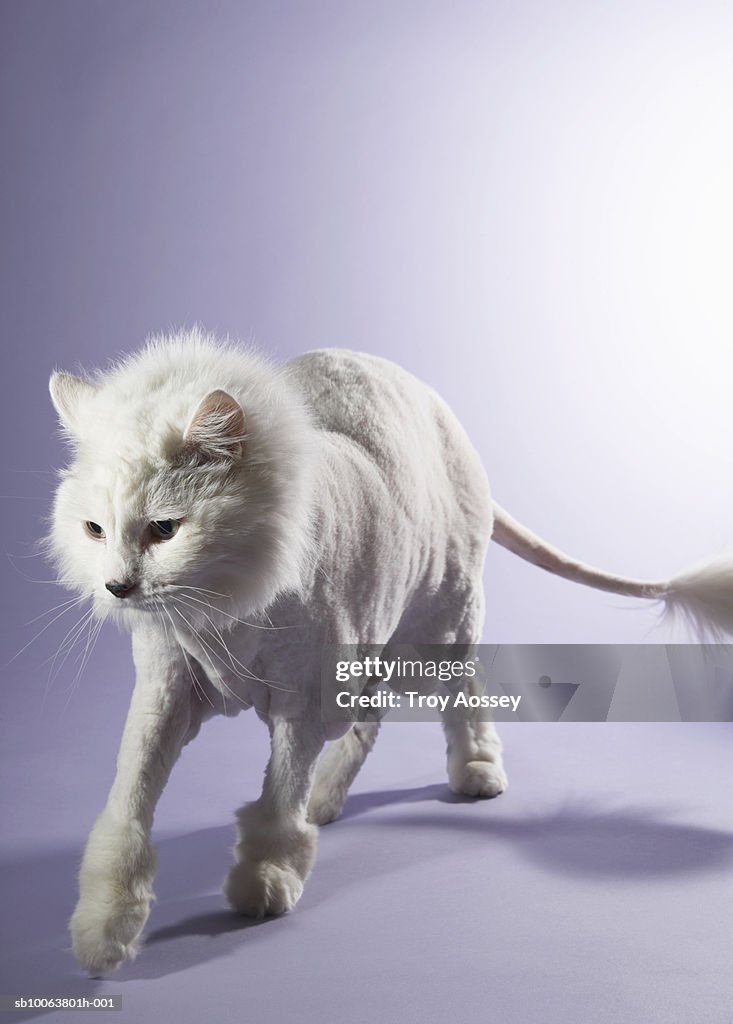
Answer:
[{"left": 2, "top": 698, "right": 732, "bottom": 1023}]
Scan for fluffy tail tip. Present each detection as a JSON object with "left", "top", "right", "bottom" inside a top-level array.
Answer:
[{"left": 659, "top": 555, "right": 733, "bottom": 642}]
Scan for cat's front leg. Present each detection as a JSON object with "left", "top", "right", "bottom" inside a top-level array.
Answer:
[
  {"left": 70, "top": 624, "right": 198, "bottom": 974},
  {"left": 224, "top": 716, "right": 324, "bottom": 918}
]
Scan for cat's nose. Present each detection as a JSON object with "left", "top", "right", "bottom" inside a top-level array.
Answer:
[{"left": 105, "top": 579, "right": 135, "bottom": 599}]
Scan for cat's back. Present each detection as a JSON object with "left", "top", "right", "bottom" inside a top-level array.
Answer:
[
  {"left": 287, "top": 348, "right": 451, "bottom": 443},
  {"left": 285, "top": 347, "right": 489, "bottom": 509},
  {"left": 286, "top": 348, "right": 428, "bottom": 433}
]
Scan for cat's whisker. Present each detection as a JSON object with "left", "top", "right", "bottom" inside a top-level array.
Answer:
[
  {"left": 172, "top": 588, "right": 299, "bottom": 631},
  {"left": 74, "top": 610, "right": 103, "bottom": 678},
  {"left": 171, "top": 607, "right": 247, "bottom": 699},
  {"left": 6, "top": 553, "right": 86, "bottom": 587},
  {"left": 164, "top": 603, "right": 217, "bottom": 709},
  {"left": 317, "top": 566, "right": 336, "bottom": 587},
  {"left": 6, "top": 598, "right": 94, "bottom": 668},
  {"left": 171, "top": 605, "right": 260, "bottom": 706},
  {"left": 165, "top": 599, "right": 233, "bottom": 712},
  {"left": 199, "top": 615, "right": 292, "bottom": 692},
  {"left": 66, "top": 615, "right": 98, "bottom": 689},
  {"left": 62, "top": 614, "right": 105, "bottom": 710},
  {"left": 25, "top": 595, "right": 86, "bottom": 627},
  {"left": 46, "top": 607, "right": 96, "bottom": 688},
  {"left": 200, "top": 624, "right": 294, "bottom": 696},
  {"left": 198, "top": 612, "right": 264, "bottom": 682},
  {"left": 48, "top": 606, "right": 95, "bottom": 672},
  {"left": 44, "top": 606, "right": 95, "bottom": 704},
  {"left": 39, "top": 618, "right": 90, "bottom": 676},
  {"left": 5, "top": 548, "right": 51, "bottom": 560},
  {"left": 41, "top": 605, "right": 96, "bottom": 711},
  {"left": 158, "top": 603, "right": 215, "bottom": 709},
  {"left": 168, "top": 584, "right": 233, "bottom": 600},
  {"left": 170, "top": 596, "right": 296, "bottom": 693},
  {"left": 172, "top": 610, "right": 246, "bottom": 713},
  {"left": 16, "top": 578, "right": 80, "bottom": 585}
]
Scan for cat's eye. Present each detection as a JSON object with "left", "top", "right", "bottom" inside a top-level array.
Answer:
[
  {"left": 84, "top": 521, "right": 105, "bottom": 539},
  {"left": 150, "top": 519, "right": 180, "bottom": 541}
]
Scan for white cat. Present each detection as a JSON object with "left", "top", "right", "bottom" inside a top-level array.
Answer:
[{"left": 48, "top": 327, "right": 733, "bottom": 974}]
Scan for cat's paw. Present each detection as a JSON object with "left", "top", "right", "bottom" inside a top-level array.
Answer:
[
  {"left": 70, "top": 893, "right": 150, "bottom": 975},
  {"left": 307, "top": 783, "right": 345, "bottom": 825},
  {"left": 450, "top": 760, "right": 508, "bottom": 799},
  {"left": 70, "top": 817, "right": 155, "bottom": 973},
  {"left": 224, "top": 860, "right": 304, "bottom": 918}
]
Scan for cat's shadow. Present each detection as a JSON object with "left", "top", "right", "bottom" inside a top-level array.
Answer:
[
  {"left": 338, "top": 782, "right": 474, "bottom": 819},
  {"left": 3, "top": 784, "right": 733, "bottom": 1014},
  {"left": 135, "top": 783, "right": 733, "bottom": 973}
]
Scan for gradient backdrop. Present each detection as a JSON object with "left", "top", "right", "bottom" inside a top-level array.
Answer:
[{"left": 2, "top": 2, "right": 733, "bottom": 1022}]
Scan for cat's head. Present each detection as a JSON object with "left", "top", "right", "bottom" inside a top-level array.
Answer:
[{"left": 46, "top": 337, "right": 316, "bottom": 631}]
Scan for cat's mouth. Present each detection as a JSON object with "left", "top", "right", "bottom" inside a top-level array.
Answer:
[
  {"left": 101, "top": 590, "right": 155, "bottom": 611},
  {"left": 102, "top": 589, "right": 193, "bottom": 617}
]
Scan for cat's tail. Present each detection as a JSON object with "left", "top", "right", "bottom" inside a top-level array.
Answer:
[{"left": 491, "top": 501, "right": 733, "bottom": 640}]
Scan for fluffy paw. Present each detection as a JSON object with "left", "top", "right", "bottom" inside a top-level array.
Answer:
[
  {"left": 450, "top": 760, "right": 508, "bottom": 799},
  {"left": 70, "top": 817, "right": 155, "bottom": 974},
  {"left": 224, "top": 860, "right": 304, "bottom": 918},
  {"left": 70, "top": 893, "right": 150, "bottom": 975}
]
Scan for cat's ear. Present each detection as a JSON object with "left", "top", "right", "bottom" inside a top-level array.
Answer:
[
  {"left": 182, "top": 389, "right": 246, "bottom": 461},
  {"left": 49, "top": 372, "right": 97, "bottom": 434}
]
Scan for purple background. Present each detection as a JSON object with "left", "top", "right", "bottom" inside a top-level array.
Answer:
[{"left": 2, "top": 2, "right": 732, "bottom": 1021}]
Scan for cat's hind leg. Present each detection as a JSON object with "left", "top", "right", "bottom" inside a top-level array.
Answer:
[
  {"left": 422, "top": 586, "right": 508, "bottom": 799},
  {"left": 307, "top": 721, "right": 381, "bottom": 825},
  {"left": 442, "top": 672, "right": 507, "bottom": 798}
]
